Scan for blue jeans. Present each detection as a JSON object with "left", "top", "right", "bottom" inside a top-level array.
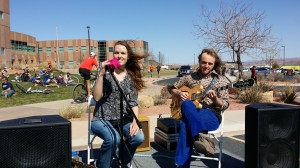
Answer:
[
  {"left": 1, "top": 90, "right": 15, "bottom": 97},
  {"left": 91, "top": 118, "right": 144, "bottom": 168},
  {"left": 175, "top": 100, "right": 220, "bottom": 167}
]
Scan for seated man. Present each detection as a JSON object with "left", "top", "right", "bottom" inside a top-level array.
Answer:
[
  {"left": 168, "top": 48, "right": 229, "bottom": 167},
  {"left": 1, "top": 77, "right": 15, "bottom": 98}
]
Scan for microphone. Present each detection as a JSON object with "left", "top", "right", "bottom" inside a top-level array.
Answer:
[{"left": 106, "top": 57, "right": 121, "bottom": 72}]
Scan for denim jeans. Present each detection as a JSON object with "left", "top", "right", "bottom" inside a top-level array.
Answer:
[
  {"left": 91, "top": 118, "right": 144, "bottom": 168},
  {"left": 1, "top": 90, "right": 15, "bottom": 97},
  {"left": 175, "top": 100, "right": 220, "bottom": 167}
]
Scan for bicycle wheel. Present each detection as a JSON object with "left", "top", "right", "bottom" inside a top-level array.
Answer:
[
  {"left": 43, "top": 89, "right": 52, "bottom": 94},
  {"left": 71, "top": 75, "right": 79, "bottom": 84},
  {"left": 72, "top": 84, "right": 87, "bottom": 103}
]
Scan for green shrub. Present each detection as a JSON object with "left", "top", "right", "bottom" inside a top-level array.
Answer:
[
  {"left": 237, "top": 86, "right": 263, "bottom": 103},
  {"left": 258, "top": 82, "right": 274, "bottom": 92},
  {"left": 59, "top": 104, "right": 85, "bottom": 119},
  {"left": 153, "top": 95, "right": 168, "bottom": 106},
  {"left": 280, "top": 86, "right": 299, "bottom": 103}
]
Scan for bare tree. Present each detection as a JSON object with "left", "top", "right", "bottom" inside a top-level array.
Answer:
[
  {"left": 148, "top": 48, "right": 157, "bottom": 61},
  {"left": 261, "top": 40, "right": 281, "bottom": 67},
  {"left": 194, "top": 1, "right": 279, "bottom": 79},
  {"left": 158, "top": 51, "right": 166, "bottom": 65}
]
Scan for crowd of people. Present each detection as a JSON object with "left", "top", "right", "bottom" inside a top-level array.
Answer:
[{"left": 1, "top": 62, "right": 76, "bottom": 98}]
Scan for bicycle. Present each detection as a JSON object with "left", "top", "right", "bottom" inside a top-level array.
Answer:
[
  {"left": 15, "top": 83, "right": 53, "bottom": 94},
  {"left": 72, "top": 75, "right": 97, "bottom": 103}
]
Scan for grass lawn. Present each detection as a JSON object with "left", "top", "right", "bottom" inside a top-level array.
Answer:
[{"left": 0, "top": 69, "right": 178, "bottom": 108}]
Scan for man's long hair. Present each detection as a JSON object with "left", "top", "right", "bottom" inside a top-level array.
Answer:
[
  {"left": 114, "top": 40, "right": 148, "bottom": 91},
  {"left": 198, "top": 48, "right": 222, "bottom": 75}
]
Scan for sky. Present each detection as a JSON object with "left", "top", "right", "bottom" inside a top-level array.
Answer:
[{"left": 9, "top": 0, "right": 300, "bottom": 65}]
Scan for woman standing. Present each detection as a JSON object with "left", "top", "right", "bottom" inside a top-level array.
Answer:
[{"left": 91, "top": 41, "right": 147, "bottom": 168}]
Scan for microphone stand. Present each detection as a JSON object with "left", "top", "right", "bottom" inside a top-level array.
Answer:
[{"left": 106, "top": 67, "right": 142, "bottom": 167}]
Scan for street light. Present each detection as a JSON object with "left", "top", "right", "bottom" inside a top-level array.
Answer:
[
  {"left": 281, "top": 45, "right": 285, "bottom": 66},
  {"left": 194, "top": 53, "right": 195, "bottom": 70},
  {"left": 87, "top": 26, "right": 91, "bottom": 55},
  {"left": 37, "top": 42, "right": 40, "bottom": 65}
]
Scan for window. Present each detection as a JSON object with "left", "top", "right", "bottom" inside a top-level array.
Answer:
[
  {"left": 1, "top": 48, "right": 4, "bottom": 55},
  {"left": 109, "top": 47, "right": 113, "bottom": 52},
  {"left": 81, "top": 46, "right": 86, "bottom": 52},
  {"left": 0, "top": 11, "right": 3, "bottom": 19},
  {"left": 59, "top": 47, "right": 64, "bottom": 53},
  {"left": 38, "top": 48, "right": 43, "bottom": 53},
  {"left": 46, "top": 47, "right": 51, "bottom": 53},
  {"left": 68, "top": 61, "right": 74, "bottom": 67},
  {"left": 59, "top": 61, "right": 65, "bottom": 67},
  {"left": 68, "top": 46, "right": 73, "bottom": 52}
]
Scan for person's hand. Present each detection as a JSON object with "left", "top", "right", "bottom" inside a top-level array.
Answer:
[
  {"left": 206, "top": 90, "right": 218, "bottom": 102},
  {"left": 179, "top": 91, "right": 189, "bottom": 101},
  {"left": 130, "top": 121, "right": 142, "bottom": 136},
  {"left": 98, "top": 60, "right": 109, "bottom": 76}
]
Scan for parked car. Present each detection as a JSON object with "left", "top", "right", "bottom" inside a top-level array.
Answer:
[
  {"left": 178, "top": 65, "right": 192, "bottom": 77},
  {"left": 229, "top": 68, "right": 238, "bottom": 76},
  {"left": 256, "top": 67, "right": 271, "bottom": 74},
  {"left": 161, "top": 65, "right": 169, "bottom": 69}
]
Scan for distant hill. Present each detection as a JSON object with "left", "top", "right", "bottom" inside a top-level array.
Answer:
[{"left": 228, "top": 57, "right": 300, "bottom": 67}]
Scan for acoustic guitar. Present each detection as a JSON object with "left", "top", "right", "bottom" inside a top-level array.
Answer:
[{"left": 170, "top": 79, "right": 255, "bottom": 120}]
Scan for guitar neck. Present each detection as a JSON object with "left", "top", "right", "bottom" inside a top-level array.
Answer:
[{"left": 216, "top": 83, "right": 234, "bottom": 92}]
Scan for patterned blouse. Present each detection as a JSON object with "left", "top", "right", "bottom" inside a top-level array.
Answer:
[
  {"left": 170, "top": 70, "right": 230, "bottom": 121},
  {"left": 93, "top": 72, "right": 139, "bottom": 121}
]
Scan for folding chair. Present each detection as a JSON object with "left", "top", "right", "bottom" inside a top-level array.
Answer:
[
  {"left": 87, "top": 95, "right": 133, "bottom": 168},
  {"left": 191, "top": 111, "right": 225, "bottom": 168}
]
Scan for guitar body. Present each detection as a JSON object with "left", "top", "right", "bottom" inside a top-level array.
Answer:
[
  {"left": 170, "top": 78, "right": 254, "bottom": 120},
  {"left": 170, "top": 85, "right": 204, "bottom": 120}
]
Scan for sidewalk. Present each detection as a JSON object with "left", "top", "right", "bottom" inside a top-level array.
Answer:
[{"left": 0, "top": 98, "right": 245, "bottom": 151}]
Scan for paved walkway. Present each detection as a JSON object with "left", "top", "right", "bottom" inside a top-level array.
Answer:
[{"left": 0, "top": 100, "right": 245, "bottom": 151}]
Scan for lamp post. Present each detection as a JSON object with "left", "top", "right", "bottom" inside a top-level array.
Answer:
[
  {"left": 37, "top": 42, "right": 40, "bottom": 65},
  {"left": 87, "top": 26, "right": 91, "bottom": 55},
  {"left": 281, "top": 45, "right": 285, "bottom": 66},
  {"left": 194, "top": 53, "right": 195, "bottom": 70}
]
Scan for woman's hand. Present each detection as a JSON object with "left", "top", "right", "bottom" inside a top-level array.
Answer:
[
  {"left": 130, "top": 120, "right": 142, "bottom": 136},
  {"left": 98, "top": 60, "right": 109, "bottom": 76}
]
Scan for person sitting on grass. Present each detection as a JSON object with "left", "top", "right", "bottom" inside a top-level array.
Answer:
[
  {"left": 1, "top": 76, "right": 15, "bottom": 98},
  {"left": 64, "top": 72, "right": 74, "bottom": 85},
  {"left": 56, "top": 74, "right": 64, "bottom": 85}
]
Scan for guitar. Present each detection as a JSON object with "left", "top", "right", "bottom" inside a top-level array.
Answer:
[{"left": 170, "top": 79, "right": 255, "bottom": 120}]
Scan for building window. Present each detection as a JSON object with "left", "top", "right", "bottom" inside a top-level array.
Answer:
[
  {"left": 68, "top": 46, "right": 73, "bottom": 52},
  {"left": 59, "top": 47, "right": 64, "bottom": 53},
  {"left": 38, "top": 48, "right": 43, "bottom": 53},
  {"left": 46, "top": 47, "right": 51, "bottom": 53},
  {"left": 109, "top": 47, "right": 113, "bottom": 52},
  {"left": 0, "top": 11, "right": 3, "bottom": 19},
  {"left": 1, "top": 48, "right": 4, "bottom": 55},
  {"left": 81, "top": 46, "right": 86, "bottom": 52},
  {"left": 59, "top": 61, "right": 65, "bottom": 67},
  {"left": 68, "top": 61, "right": 74, "bottom": 67}
]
